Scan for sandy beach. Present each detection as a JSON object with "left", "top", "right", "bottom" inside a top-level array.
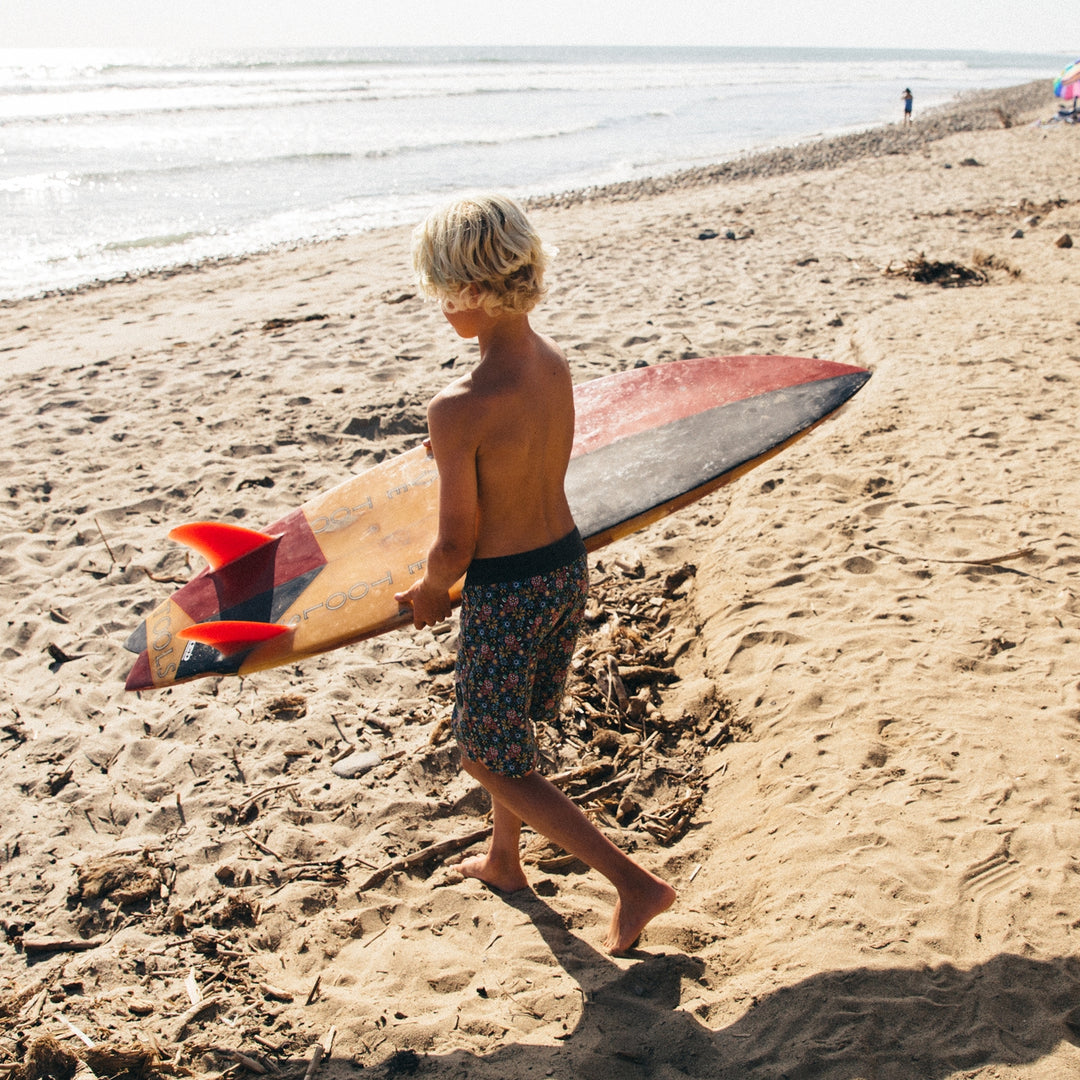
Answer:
[{"left": 2, "top": 79, "right": 1080, "bottom": 1078}]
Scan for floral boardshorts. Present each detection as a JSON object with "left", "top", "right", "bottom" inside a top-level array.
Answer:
[{"left": 453, "top": 528, "right": 589, "bottom": 778}]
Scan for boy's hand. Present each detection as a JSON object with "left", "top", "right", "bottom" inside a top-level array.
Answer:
[{"left": 394, "top": 579, "right": 451, "bottom": 629}]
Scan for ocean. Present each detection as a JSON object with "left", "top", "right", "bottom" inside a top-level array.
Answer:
[{"left": 0, "top": 45, "right": 1068, "bottom": 302}]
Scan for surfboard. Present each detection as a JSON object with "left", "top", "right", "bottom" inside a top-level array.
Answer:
[{"left": 123, "top": 355, "right": 870, "bottom": 690}]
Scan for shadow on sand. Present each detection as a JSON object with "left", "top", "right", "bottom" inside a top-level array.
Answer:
[{"left": 356, "top": 888, "right": 1080, "bottom": 1079}]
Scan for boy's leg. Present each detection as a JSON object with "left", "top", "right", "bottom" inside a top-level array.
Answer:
[
  {"left": 459, "top": 797, "right": 529, "bottom": 893},
  {"left": 461, "top": 753, "right": 675, "bottom": 954}
]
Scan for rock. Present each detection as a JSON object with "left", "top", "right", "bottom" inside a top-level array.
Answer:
[
  {"left": 1056, "top": 233, "right": 1073, "bottom": 249},
  {"left": 331, "top": 750, "right": 382, "bottom": 778}
]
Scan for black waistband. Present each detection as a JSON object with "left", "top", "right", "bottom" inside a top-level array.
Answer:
[{"left": 465, "top": 527, "right": 586, "bottom": 586}]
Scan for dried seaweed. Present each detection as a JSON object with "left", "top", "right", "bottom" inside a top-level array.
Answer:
[
  {"left": 72, "top": 851, "right": 163, "bottom": 906},
  {"left": 884, "top": 254, "right": 988, "bottom": 287},
  {"left": 523, "top": 557, "right": 737, "bottom": 847}
]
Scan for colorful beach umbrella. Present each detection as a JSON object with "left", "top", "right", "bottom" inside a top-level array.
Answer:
[{"left": 1054, "top": 59, "right": 1080, "bottom": 100}]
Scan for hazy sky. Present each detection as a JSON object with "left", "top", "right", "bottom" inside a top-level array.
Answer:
[{"left": 1, "top": 0, "right": 1074, "bottom": 55}]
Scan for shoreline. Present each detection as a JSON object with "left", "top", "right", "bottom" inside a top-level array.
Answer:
[
  {"left": 530, "top": 79, "right": 1051, "bottom": 207},
  {"left": 0, "top": 79, "right": 1052, "bottom": 314}
]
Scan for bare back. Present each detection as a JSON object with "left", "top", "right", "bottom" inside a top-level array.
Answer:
[{"left": 432, "top": 324, "right": 576, "bottom": 561}]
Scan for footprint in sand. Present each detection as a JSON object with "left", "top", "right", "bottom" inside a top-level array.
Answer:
[{"left": 842, "top": 555, "right": 877, "bottom": 574}]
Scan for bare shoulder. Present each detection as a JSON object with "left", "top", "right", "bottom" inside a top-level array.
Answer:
[
  {"left": 532, "top": 333, "right": 573, "bottom": 398},
  {"left": 537, "top": 330, "right": 568, "bottom": 364},
  {"left": 430, "top": 371, "right": 477, "bottom": 413},
  {"left": 524, "top": 330, "right": 569, "bottom": 375},
  {"left": 428, "top": 373, "right": 486, "bottom": 444}
]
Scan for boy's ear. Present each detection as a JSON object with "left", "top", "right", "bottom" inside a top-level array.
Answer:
[{"left": 444, "top": 284, "right": 481, "bottom": 312}]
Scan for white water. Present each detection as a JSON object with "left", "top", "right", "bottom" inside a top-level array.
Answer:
[{"left": 0, "top": 45, "right": 1067, "bottom": 300}]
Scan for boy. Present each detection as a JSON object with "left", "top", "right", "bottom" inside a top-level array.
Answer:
[{"left": 394, "top": 194, "right": 674, "bottom": 954}]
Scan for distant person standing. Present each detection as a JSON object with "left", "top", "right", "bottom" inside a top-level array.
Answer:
[{"left": 901, "top": 88, "right": 913, "bottom": 125}]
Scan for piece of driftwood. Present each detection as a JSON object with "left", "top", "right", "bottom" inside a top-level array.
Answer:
[
  {"left": 356, "top": 827, "right": 493, "bottom": 893},
  {"left": 303, "top": 1027, "right": 336, "bottom": 1080},
  {"left": 596, "top": 655, "right": 630, "bottom": 712},
  {"left": 170, "top": 996, "right": 221, "bottom": 1042},
  {"left": 547, "top": 763, "right": 610, "bottom": 787},
  {"left": 234, "top": 781, "right": 300, "bottom": 815},
  {"left": 240, "top": 830, "right": 284, "bottom": 861},
  {"left": 220, "top": 1049, "right": 269, "bottom": 1074},
  {"left": 22, "top": 937, "right": 104, "bottom": 956},
  {"left": 57, "top": 1012, "right": 95, "bottom": 1048},
  {"left": 568, "top": 773, "right": 633, "bottom": 807},
  {"left": 259, "top": 983, "right": 293, "bottom": 1003},
  {"left": 617, "top": 664, "right": 678, "bottom": 687}
]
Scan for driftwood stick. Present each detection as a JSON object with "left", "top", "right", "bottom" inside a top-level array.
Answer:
[
  {"left": 303, "top": 1044, "right": 324, "bottom": 1080},
  {"left": 22, "top": 937, "right": 104, "bottom": 956},
  {"left": 303, "top": 1027, "right": 336, "bottom": 1080},
  {"left": 241, "top": 830, "right": 284, "bottom": 861},
  {"left": 568, "top": 773, "right": 633, "bottom": 807},
  {"left": 94, "top": 518, "right": 118, "bottom": 567},
  {"left": 220, "top": 1050, "right": 267, "bottom": 1074},
  {"left": 259, "top": 982, "right": 293, "bottom": 1003},
  {"left": 617, "top": 664, "right": 678, "bottom": 686},
  {"left": 57, "top": 1011, "right": 95, "bottom": 1047},
  {"left": 361, "top": 926, "right": 388, "bottom": 950},
  {"left": 235, "top": 780, "right": 300, "bottom": 814},
  {"left": 170, "top": 995, "right": 221, "bottom": 1042},
  {"left": 547, "top": 763, "right": 610, "bottom": 787},
  {"left": 356, "top": 827, "right": 492, "bottom": 893}
]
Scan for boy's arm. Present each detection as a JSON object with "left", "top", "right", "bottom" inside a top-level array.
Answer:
[{"left": 394, "top": 395, "right": 479, "bottom": 628}]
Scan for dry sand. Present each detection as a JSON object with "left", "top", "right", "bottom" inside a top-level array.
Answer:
[{"left": 2, "top": 81, "right": 1080, "bottom": 1079}]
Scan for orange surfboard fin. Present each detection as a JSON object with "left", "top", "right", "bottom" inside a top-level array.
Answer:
[
  {"left": 169, "top": 522, "right": 280, "bottom": 570},
  {"left": 177, "top": 620, "right": 292, "bottom": 657}
]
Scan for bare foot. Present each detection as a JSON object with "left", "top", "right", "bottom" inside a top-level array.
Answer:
[
  {"left": 604, "top": 875, "right": 676, "bottom": 955},
  {"left": 458, "top": 854, "right": 529, "bottom": 895}
]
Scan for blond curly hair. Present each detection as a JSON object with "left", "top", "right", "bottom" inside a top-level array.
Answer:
[{"left": 412, "top": 193, "right": 552, "bottom": 316}]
